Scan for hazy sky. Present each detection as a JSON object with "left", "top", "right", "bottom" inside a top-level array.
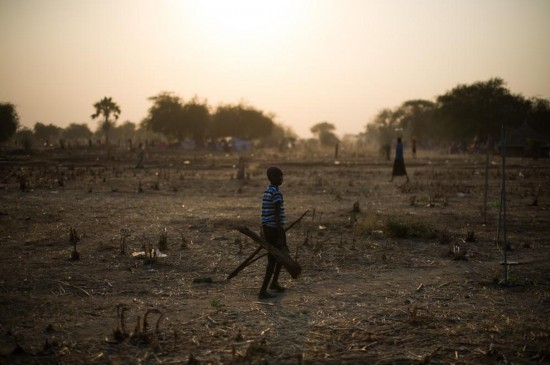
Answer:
[{"left": 1, "top": 0, "right": 549, "bottom": 138}]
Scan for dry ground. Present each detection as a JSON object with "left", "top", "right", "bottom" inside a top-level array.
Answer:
[{"left": 0, "top": 147, "right": 549, "bottom": 364}]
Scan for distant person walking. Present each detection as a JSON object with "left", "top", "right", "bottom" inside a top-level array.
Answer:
[
  {"left": 412, "top": 137, "right": 417, "bottom": 159},
  {"left": 390, "top": 137, "right": 409, "bottom": 182}
]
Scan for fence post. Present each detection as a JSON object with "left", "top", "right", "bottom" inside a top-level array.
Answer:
[
  {"left": 483, "top": 135, "right": 491, "bottom": 224},
  {"left": 497, "top": 125, "right": 509, "bottom": 285}
]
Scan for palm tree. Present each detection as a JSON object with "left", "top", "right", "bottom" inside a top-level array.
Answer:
[{"left": 91, "top": 97, "right": 121, "bottom": 145}]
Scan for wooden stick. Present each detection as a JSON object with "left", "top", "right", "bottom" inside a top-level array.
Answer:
[
  {"left": 226, "top": 246, "right": 263, "bottom": 280},
  {"left": 236, "top": 227, "right": 302, "bottom": 279},
  {"left": 226, "top": 210, "right": 309, "bottom": 280},
  {"left": 246, "top": 252, "right": 268, "bottom": 267},
  {"left": 284, "top": 209, "right": 309, "bottom": 233},
  {"left": 227, "top": 252, "right": 269, "bottom": 281}
]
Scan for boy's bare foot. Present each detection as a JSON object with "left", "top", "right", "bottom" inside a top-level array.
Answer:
[
  {"left": 258, "top": 291, "right": 276, "bottom": 299},
  {"left": 269, "top": 284, "right": 286, "bottom": 292}
]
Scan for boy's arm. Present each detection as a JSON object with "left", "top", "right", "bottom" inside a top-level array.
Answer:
[
  {"left": 273, "top": 201, "right": 287, "bottom": 248},
  {"left": 274, "top": 201, "right": 282, "bottom": 228}
]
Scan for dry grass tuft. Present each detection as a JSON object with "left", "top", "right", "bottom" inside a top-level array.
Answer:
[
  {"left": 119, "top": 227, "right": 131, "bottom": 254},
  {"left": 384, "top": 216, "right": 438, "bottom": 239},
  {"left": 438, "top": 228, "right": 453, "bottom": 245},
  {"left": 69, "top": 227, "right": 80, "bottom": 261},
  {"left": 158, "top": 228, "right": 168, "bottom": 251}
]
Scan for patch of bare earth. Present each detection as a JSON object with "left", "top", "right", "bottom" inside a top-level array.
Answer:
[{"left": 0, "top": 148, "right": 549, "bottom": 364}]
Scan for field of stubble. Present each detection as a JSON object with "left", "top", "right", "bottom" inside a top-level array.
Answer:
[{"left": 0, "top": 146, "right": 549, "bottom": 364}]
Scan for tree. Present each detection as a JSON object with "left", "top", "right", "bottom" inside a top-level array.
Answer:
[
  {"left": 211, "top": 103, "right": 274, "bottom": 140},
  {"left": 310, "top": 122, "right": 340, "bottom": 147},
  {"left": 91, "top": 97, "right": 121, "bottom": 144},
  {"left": 0, "top": 103, "right": 19, "bottom": 143},
  {"left": 181, "top": 97, "right": 211, "bottom": 147},
  {"left": 365, "top": 78, "right": 548, "bottom": 146},
  {"left": 526, "top": 97, "right": 550, "bottom": 137},
  {"left": 14, "top": 128, "right": 33, "bottom": 150},
  {"left": 211, "top": 104, "right": 241, "bottom": 138},
  {"left": 143, "top": 92, "right": 186, "bottom": 141},
  {"left": 33, "top": 122, "right": 62, "bottom": 146},
  {"left": 366, "top": 100, "right": 437, "bottom": 146},
  {"left": 62, "top": 123, "right": 93, "bottom": 141},
  {"left": 398, "top": 100, "right": 436, "bottom": 142},
  {"left": 435, "top": 78, "right": 529, "bottom": 141},
  {"left": 110, "top": 121, "right": 136, "bottom": 144},
  {"left": 368, "top": 109, "right": 400, "bottom": 141}
]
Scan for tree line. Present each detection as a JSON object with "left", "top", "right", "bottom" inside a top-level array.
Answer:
[
  {"left": 1, "top": 78, "right": 549, "bottom": 150},
  {"left": 365, "top": 78, "right": 550, "bottom": 147},
  {"left": 0, "top": 109, "right": 152, "bottom": 150},
  {"left": 142, "top": 92, "right": 285, "bottom": 148},
  {"left": 0, "top": 93, "right": 294, "bottom": 149}
]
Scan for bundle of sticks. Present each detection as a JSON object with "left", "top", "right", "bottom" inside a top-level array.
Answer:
[{"left": 228, "top": 210, "right": 309, "bottom": 280}]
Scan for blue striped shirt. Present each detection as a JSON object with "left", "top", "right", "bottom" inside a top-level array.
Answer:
[{"left": 261, "top": 184, "right": 285, "bottom": 227}]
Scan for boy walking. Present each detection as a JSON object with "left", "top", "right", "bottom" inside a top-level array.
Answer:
[{"left": 259, "top": 166, "right": 288, "bottom": 299}]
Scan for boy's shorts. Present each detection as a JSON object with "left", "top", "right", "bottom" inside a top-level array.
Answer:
[{"left": 262, "top": 225, "right": 288, "bottom": 252}]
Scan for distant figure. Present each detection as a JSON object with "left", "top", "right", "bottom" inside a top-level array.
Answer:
[
  {"left": 412, "top": 137, "right": 417, "bottom": 159},
  {"left": 390, "top": 137, "right": 409, "bottom": 182},
  {"left": 259, "top": 166, "right": 288, "bottom": 299},
  {"left": 136, "top": 143, "right": 145, "bottom": 169},
  {"left": 236, "top": 157, "right": 246, "bottom": 180},
  {"left": 381, "top": 143, "right": 391, "bottom": 161}
]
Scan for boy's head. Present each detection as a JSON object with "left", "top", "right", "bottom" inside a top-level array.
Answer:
[{"left": 266, "top": 166, "right": 283, "bottom": 186}]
